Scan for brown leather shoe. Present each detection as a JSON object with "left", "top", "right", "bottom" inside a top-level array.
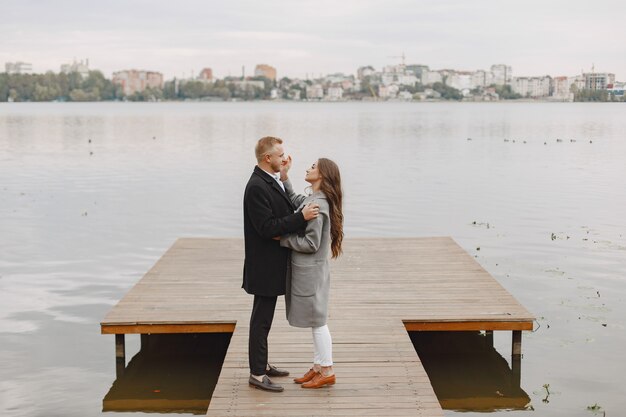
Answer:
[
  {"left": 301, "top": 372, "right": 336, "bottom": 389},
  {"left": 293, "top": 368, "right": 317, "bottom": 384}
]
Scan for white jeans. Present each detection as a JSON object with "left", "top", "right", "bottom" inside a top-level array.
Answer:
[{"left": 312, "top": 325, "right": 333, "bottom": 366}]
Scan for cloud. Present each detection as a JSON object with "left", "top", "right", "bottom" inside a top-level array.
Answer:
[{"left": 1, "top": 0, "right": 625, "bottom": 79}]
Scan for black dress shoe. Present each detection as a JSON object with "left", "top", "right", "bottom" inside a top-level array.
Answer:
[
  {"left": 249, "top": 375, "right": 284, "bottom": 392},
  {"left": 266, "top": 364, "right": 290, "bottom": 377}
]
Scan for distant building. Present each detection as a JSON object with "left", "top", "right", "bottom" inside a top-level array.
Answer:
[
  {"left": 340, "top": 79, "right": 355, "bottom": 91},
  {"left": 398, "top": 91, "right": 413, "bottom": 101},
  {"left": 321, "top": 74, "right": 355, "bottom": 92},
  {"left": 378, "top": 84, "right": 399, "bottom": 99},
  {"left": 198, "top": 68, "right": 213, "bottom": 81},
  {"left": 287, "top": 89, "right": 301, "bottom": 100},
  {"left": 471, "top": 70, "right": 494, "bottom": 88},
  {"left": 112, "top": 70, "right": 164, "bottom": 96},
  {"left": 231, "top": 80, "right": 265, "bottom": 90},
  {"left": 570, "top": 75, "right": 585, "bottom": 91},
  {"left": 5, "top": 61, "right": 33, "bottom": 74},
  {"left": 491, "top": 64, "right": 512, "bottom": 85},
  {"left": 415, "top": 88, "right": 441, "bottom": 100},
  {"left": 324, "top": 73, "right": 351, "bottom": 84},
  {"left": 381, "top": 65, "right": 418, "bottom": 86},
  {"left": 608, "top": 81, "right": 625, "bottom": 97},
  {"left": 421, "top": 70, "right": 443, "bottom": 85},
  {"left": 583, "top": 72, "right": 615, "bottom": 90},
  {"left": 254, "top": 64, "right": 276, "bottom": 81},
  {"left": 446, "top": 71, "right": 475, "bottom": 91},
  {"left": 60, "top": 59, "right": 90, "bottom": 78},
  {"left": 512, "top": 76, "right": 551, "bottom": 97},
  {"left": 326, "top": 86, "right": 343, "bottom": 100},
  {"left": 481, "top": 87, "right": 499, "bottom": 101},
  {"left": 306, "top": 84, "right": 324, "bottom": 100},
  {"left": 357, "top": 66, "right": 376, "bottom": 80},
  {"left": 405, "top": 65, "right": 429, "bottom": 80},
  {"left": 551, "top": 76, "right": 574, "bottom": 101}
]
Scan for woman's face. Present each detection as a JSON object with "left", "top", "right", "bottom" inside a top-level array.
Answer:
[{"left": 305, "top": 160, "right": 322, "bottom": 184}]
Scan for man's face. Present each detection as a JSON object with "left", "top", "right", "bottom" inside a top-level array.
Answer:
[{"left": 266, "top": 144, "right": 286, "bottom": 173}]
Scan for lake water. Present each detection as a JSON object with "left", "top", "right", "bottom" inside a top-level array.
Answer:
[{"left": 1, "top": 102, "right": 625, "bottom": 416}]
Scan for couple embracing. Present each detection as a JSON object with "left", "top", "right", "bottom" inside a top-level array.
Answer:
[{"left": 242, "top": 136, "right": 343, "bottom": 392}]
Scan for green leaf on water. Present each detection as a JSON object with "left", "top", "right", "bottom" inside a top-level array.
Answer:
[{"left": 586, "top": 403, "right": 602, "bottom": 412}]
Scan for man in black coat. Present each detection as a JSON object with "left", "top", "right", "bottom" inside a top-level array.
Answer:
[{"left": 243, "top": 136, "right": 319, "bottom": 392}]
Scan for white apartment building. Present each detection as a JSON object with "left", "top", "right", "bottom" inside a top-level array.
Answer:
[
  {"left": 306, "top": 84, "right": 324, "bottom": 100},
  {"left": 421, "top": 70, "right": 443, "bottom": 85},
  {"left": 5, "top": 62, "right": 33, "bottom": 74},
  {"left": 471, "top": 70, "right": 494, "bottom": 88},
  {"left": 326, "top": 86, "right": 343, "bottom": 100},
  {"left": 491, "top": 64, "right": 512, "bottom": 85},
  {"left": 60, "top": 59, "right": 90, "bottom": 78},
  {"left": 231, "top": 80, "right": 265, "bottom": 90},
  {"left": 512, "top": 76, "right": 551, "bottom": 97},
  {"left": 584, "top": 72, "right": 615, "bottom": 90},
  {"left": 446, "top": 72, "right": 475, "bottom": 91},
  {"left": 381, "top": 65, "right": 418, "bottom": 86}
]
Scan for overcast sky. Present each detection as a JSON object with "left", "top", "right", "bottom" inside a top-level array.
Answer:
[{"left": 2, "top": 0, "right": 625, "bottom": 80}]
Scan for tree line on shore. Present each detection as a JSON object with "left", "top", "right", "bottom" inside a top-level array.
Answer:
[
  {"left": 0, "top": 71, "right": 623, "bottom": 102},
  {"left": 0, "top": 71, "right": 271, "bottom": 102}
]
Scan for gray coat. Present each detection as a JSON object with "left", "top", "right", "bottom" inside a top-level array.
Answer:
[{"left": 280, "top": 180, "right": 331, "bottom": 328}]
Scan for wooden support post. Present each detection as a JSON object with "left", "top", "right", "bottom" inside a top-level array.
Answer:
[
  {"left": 512, "top": 330, "right": 522, "bottom": 357},
  {"left": 512, "top": 330, "right": 522, "bottom": 386},
  {"left": 115, "top": 334, "right": 125, "bottom": 378},
  {"left": 485, "top": 330, "right": 494, "bottom": 347}
]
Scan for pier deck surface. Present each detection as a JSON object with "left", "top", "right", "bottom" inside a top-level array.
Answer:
[{"left": 101, "top": 237, "right": 534, "bottom": 416}]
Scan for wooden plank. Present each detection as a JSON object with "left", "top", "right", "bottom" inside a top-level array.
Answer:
[
  {"left": 205, "top": 319, "right": 443, "bottom": 417},
  {"left": 101, "top": 323, "right": 236, "bottom": 334},
  {"left": 404, "top": 321, "right": 533, "bottom": 331}
]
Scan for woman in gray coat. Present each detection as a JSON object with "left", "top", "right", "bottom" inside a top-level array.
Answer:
[{"left": 280, "top": 158, "right": 344, "bottom": 389}]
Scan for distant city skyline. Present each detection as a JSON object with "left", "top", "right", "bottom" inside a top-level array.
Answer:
[{"left": 2, "top": 0, "right": 625, "bottom": 80}]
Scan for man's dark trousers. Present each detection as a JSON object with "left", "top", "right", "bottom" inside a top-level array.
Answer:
[{"left": 249, "top": 295, "right": 278, "bottom": 376}]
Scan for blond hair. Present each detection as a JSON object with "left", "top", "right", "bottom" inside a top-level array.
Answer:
[{"left": 255, "top": 136, "right": 283, "bottom": 162}]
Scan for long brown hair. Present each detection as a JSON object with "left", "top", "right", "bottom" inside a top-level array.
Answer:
[{"left": 317, "top": 158, "right": 343, "bottom": 258}]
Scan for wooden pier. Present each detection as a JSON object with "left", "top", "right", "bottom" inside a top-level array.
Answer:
[{"left": 101, "top": 237, "right": 534, "bottom": 416}]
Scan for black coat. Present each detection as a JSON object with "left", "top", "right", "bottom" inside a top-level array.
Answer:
[{"left": 242, "top": 166, "right": 306, "bottom": 296}]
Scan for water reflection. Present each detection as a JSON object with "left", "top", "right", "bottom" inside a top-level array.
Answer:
[
  {"left": 2, "top": 102, "right": 625, "bottom": 416},
  {"left": 102, "top": 333, "right": 231, "bottom": 415},
  {"left": 409, "top": 331, "right": 531, "bottom": 412}
]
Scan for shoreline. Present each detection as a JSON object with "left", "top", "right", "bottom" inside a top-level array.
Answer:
[{"left": 1, "top": 98, "right": 620, "bottom": 104}]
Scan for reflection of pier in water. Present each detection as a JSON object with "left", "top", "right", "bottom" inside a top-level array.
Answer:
[
  {"left": 102, "top": 333, "right": 231, "bottom": 414},
  {"left": 410, "top": 331, "right": 531, "bottom": 412}
]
